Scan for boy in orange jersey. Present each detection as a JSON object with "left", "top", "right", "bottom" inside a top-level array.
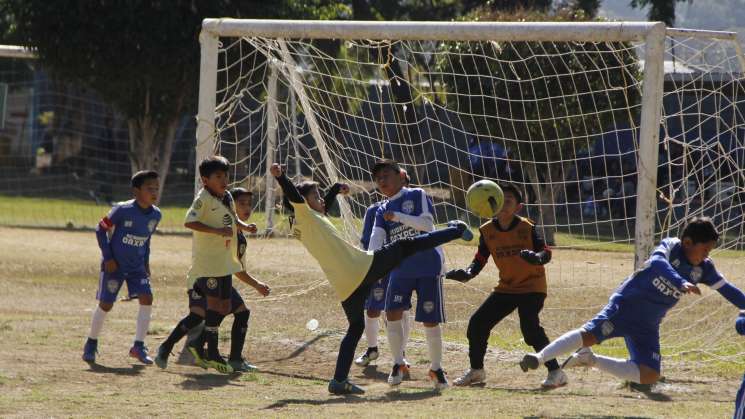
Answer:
[{"left": 446, "top": 184, "right": 567, "bottom": 388}]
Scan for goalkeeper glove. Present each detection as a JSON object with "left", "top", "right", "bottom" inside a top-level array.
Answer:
[
  {"left": 519, "top": 249, "right": 551, "bottom": 265},
  {"left": 445, "top": 268, "right": 474, "bottom": 283}
]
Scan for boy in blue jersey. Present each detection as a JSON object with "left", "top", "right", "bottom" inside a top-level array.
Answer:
[
  {"left": 154, "top": 187, "right": 270, "bottom": 372},
  {"left": 520, "top": 217, "right": 745, "bottom": 385},
  {"left": 354, "top": 170, "right": 413, "bottom": 368},
  {"left": 82, "top": 170, "right": 162, "bottom": 364},
  {"left": 368, "top": 160, "right": 449, "bottom": 389},
  {"left": 734, "top": 312, "right": 745, "bottom": 419}
]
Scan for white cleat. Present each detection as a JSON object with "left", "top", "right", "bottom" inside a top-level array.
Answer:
[
  {"left": 453, "top": 368, "right": 486, "bottom": 386},
  {"left": 388, "top": 364, "right": 405, "bottom": 386},
  {"left": 541, "top": 369, "right": 568, "bottom": 388},
  {"left": 429, "top": 368, "right": 449, "bottom": 390},
  {"left": 561, "top": 347, "right": 597, "bottom": 369},
  {"left": 354, "top": 348, "right": 379, "bottom": 367}
]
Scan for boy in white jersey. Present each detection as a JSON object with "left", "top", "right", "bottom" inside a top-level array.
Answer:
[
  {"left": 270, "top": 163, "right": 472, "bottom": 394},
  {"left": 354, "top": 169, "right": 413, "bottom": 369},
  {"left": 368, "top": 160, "right": 448, "bottom": 389}
]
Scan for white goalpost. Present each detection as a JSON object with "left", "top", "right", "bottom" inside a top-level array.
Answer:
[{"left": 196, "top": 19, "right": 745, "bottom": 367}]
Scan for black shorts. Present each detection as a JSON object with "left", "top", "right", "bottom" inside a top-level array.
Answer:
[
  {"left": 193, "top": 275, "right": 232, "bottom": 300},
  {"left": 188, "top": 286, "right": 246, "bottom": 313}
]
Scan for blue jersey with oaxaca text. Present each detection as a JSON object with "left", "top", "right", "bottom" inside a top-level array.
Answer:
[
  {"left": 96, "top": 199, "right": 161, "bottom": 277},
  {"left": 613, "top": 237, "right": 724, "bottom": 325},
  {"left": 360, "top": 202, "right": 382, "bottom": 250},
  {"left": 375, "top": 187, "right": 443, "bottom": 278}
]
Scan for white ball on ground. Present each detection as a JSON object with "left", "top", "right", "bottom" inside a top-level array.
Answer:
[{"left": 306, "top": 318, "right": 319, "bottom": 331}]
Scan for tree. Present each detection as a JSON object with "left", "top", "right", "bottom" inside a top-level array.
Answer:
[
  {"left": 1, "top": 0, "right": 345, "bottom": 199},
  {"left": 630, "top": 0, "right": 689, "bottom": 26},
  {"left": 438, "top": 7, "right": 642, "bottom": 244}
]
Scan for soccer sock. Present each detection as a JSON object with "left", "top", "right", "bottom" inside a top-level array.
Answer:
[
  {"left": 402, "top": 310, "right": 411, "bottom": 350},
  {"left": 425, "top": 325, "right": 443, "bottom": 371},
  {"left": 88, "top": 306, "right": 108, "bottom": 340},
  {"left": 537, "top": 329, "right": 583, "bottom": 364},
  {"left": 163, "top": 312, "right": 203, "bottom": 350},
  {"left": 205, "top": 310, "right": 225, "bottom": 359},
  {"left": 229, "top": 309, "right": 250, "bottom": 361},
  {"left": 134, "top": 304, "right": 152, "bottom": 344},
  {"left": 364, "top": 315, "right": 379, "bottom": 349},
  {"left": 386, "top": 319, "right": 405, "bottom": 365},
  {"left": 594, "top": 355, "right": 641, "bottom": 383}
]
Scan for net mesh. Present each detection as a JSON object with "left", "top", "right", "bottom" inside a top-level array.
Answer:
[{"left": 216, "top": 30, "right": 745, "bottom": 367}]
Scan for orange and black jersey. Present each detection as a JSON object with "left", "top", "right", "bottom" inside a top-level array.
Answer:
[{"left": 472, "top": 216, "right": 549, "bottom": 295}]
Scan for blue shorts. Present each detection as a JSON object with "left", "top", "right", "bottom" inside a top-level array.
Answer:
[
  {"left": 188, "top": 287, "right": 246, "bottom": 313},
  {"left": 364, "top": 277, "right": 389, "bottom": 311},
  {"left": 582, "top": 297, "right": 661, "bottom": 372},
  {"left": 385, "top": 275, "right": 445, "bottom": 324},
  {"left": 97, "top": 271, "right": 151, "bottom": 304},
  {"left": 735, "top": 373, "right": 745, "bottom": 419}
]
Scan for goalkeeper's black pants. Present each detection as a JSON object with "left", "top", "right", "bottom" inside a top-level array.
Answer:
[
  {"left": 467, "top": 291, "right": 560, "bottom": 371},
  {"left": 333, "top": 224, "right": 463, "bottom": 382}
]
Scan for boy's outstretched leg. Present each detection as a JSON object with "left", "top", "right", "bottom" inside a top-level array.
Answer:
[{"left": 520, "top": 329, "right": 585, "bottom": 372}]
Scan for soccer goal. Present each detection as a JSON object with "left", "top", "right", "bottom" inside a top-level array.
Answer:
[{"left": 197, "top": 20, "right": 745, "bottom": 366}]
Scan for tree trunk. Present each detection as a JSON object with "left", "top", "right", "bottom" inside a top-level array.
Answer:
[
  {"left": 526, "top": 163, "right": 557, "bottom": 246},
  {"left": 127, "top": 115, "right": 180, "bottom": 204}
]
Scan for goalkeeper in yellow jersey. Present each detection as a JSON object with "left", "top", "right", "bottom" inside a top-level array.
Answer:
[{"left": 270, "top": 163, "right": 472, "bottom": 394}]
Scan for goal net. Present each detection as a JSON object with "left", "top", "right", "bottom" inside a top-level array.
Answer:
[{"left": 200, "top": 20, "right": 745, "bottom": 370}]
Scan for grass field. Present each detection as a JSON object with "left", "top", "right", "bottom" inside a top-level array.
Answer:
[{"left": 1, "top": 226, "right": 744, "bottom": 417}]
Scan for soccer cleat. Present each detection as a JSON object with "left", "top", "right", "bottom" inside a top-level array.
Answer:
[
  {"left": 154, "top": 344, "right": 171, "bottom": 369},
  {"left": 82, "top": 338, "right": 98, "bottom": 364},
  {"left": 541, "top": 369, "right": 568, "bottom": 389},
  {"left": 228, "top": 358, "right": 258, "bottom": 373},
  {"left": 354, "top": 347, "right": 379, "bottom": 367},
  {"left": 519, "top": 353, "right": 541, "bottom": 372},
  {"left": 129, "top": 344, "right": 154, "bottom": 365},
  {"left": 429, "top": 368, "right": 449, "bottom": 390},
  {"left": 453, "top": 368, "right": 486, "bottom": 386},
  {"left": 561, "top": 347, "right": 596, "bottom": 369},
  {"left": 447, "top": 220, "right": 473, "bottom": 241},
  {"left": 186, "top": 343, "right": 209, "bottom": 370},
  {"left": 388, "top": 363, "right": 405, "bottom": 386},
  {"left": 328, "top": 378, "right": 365, "bottom": 395},
  {"left": 205, "top": 355, "right": 234, "bottom": 374}
]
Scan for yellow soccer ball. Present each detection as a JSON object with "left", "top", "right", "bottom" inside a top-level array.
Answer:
[{"left": 466, "top": 180, "right": 504, "bottom": 218}]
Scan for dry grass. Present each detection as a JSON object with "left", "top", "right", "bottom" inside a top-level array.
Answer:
[{"left": 0, "top": 226, "right": 742, "bottom": 418}]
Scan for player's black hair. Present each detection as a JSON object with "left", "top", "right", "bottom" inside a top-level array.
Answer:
[
  {"left": 131, "top": 170, "right": 159, "bottom": 189},
  {"left": 372, "top": 159, "right": 401, "bottom": 178},
  {"left": 680, "top": 216, "right": 719, "bottom": 244},
  {"left": 198, "top": 155, "right": 230, "bottom": 178},
  {"left": 230, "top": 187, "right": 253, "bottom": 200},
  {"left": 500, "top": 183, "right": 523, "bottom": 204},
  {"left": 401, "top": 169, "right": 411, "bottom": 185},
  {"left": 282, "top": 180, "right": 320, "bottom": 213}
]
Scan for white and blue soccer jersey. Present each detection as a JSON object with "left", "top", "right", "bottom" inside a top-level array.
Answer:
[
  {"left": 372, "top": 187, "right": 444, "bottom": 323},
  {"left": 613, "top": 237, "right": 724, "bottom": 326},
  {"left": 95, "top": 200, "right": 161, "bottom": 303},
  {"left": 582, "top": 237, "right": 725, "bottom": 372},
  {"left": 360, "top": 202, "right": 382, "bottom": 251},
  {"left": 96, "top": 199, "right": 161, "bottom": 277},
  {"left": 374, "top": 187, "right": 443, "bottom": 278}
]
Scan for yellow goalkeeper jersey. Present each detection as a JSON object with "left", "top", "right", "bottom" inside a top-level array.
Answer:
[{"left": 292, "top": 201, "right": 372, "bottom": 300}]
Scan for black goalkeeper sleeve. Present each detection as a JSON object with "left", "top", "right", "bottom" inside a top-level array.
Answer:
[
  {"left": 467, "top": 234, "right": 490, "bottom": 277},
  {"left": 323, "top": 183, "right": 343, "bottom": 215},
  {"left": 275, "top": 173, "right": 304, "bottom": 204},
  {"left": 529, "top": 225, "right": 552, "bottom": 265}
]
